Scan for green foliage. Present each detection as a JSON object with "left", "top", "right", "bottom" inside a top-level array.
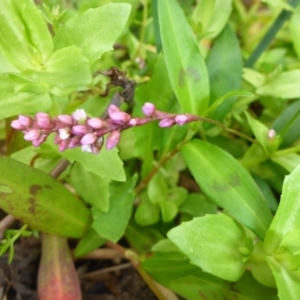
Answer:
[{"left": 2, "top": 0, "right": 300, "bottom": 298}]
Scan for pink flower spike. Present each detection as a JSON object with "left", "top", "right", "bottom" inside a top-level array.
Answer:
[
  {"left": 81, "top": 133, "right": 97, "bottom": 145},
  {"left": 18, "top": 115, "right": 32, "bottom": 127},
  {"left": 142, "top": 102, "right": 156, "bottom": 117},
  {"left": 24, "top": 130, "right": 41, "bottom": 141},
  {"left": 57, "top": 115, "right": 73, "bottom": 126},
  {"left": 87, "top": 118, "right": 105, "bottom": 129},
  {"left": 36, "top": 112, "right": 52, "bottom": 129},
  {"left": 106, "top": 131, "right": 121, "bottom": 150},
  {"left": 81, "top": 144, "right": 93, "bottom": 153},
  {"left": 58, "top": 128, "right": 70, "bottom": 140},
  {"left": 72, "top": 109, "right": 87, "bottom": 123},
  {"left": 159, "top": 118, "right": 176, "bottom": 128},
  {"left": 109, "top": 112, "right": 131, "bottom": 124},
  {"left": 11, "top": 120, "right": 23, "bottom": 130},
  {"left": 175, "top": 115, "right": 188, "bottom": 126},
  {"left": 129, "top": 118, "right": 150, "bottom": 126}
]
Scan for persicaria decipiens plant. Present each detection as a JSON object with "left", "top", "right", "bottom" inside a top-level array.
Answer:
[{"left": 11, "top": 103, "right": 199, "bottom": 154}]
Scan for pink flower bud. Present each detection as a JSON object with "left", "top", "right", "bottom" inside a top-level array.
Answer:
[
  {"left": 108, "top": 104, "right": 120, "bottom": 115},
  {"left": 57, "top": 115, "right": 73, "bottom": 125},
  {"left": 87, "top": 118, "right": 105, "bottom": 129},
  {"left": 24, "top": 130, "right": 41, "bottom": 141},
  {"left": 36, "top": 112, "right": 52, "bottom": 129},
  {"left": 268, "top": 129, "right": 276, "bottom": 139},
  {"left": 59, "top": 139, "right": 71, "bottom": 152},
  {"left": 11, "top": 120, "right": 24, "bottom": 130},
  {"left": 109, "top": 112, "right": 131, "bottom": 124},
  {"left": 175, "top": 115, "right": 188, "bottom": 126},
  {"left": 142, "top": 102, "right": 156, "bottom": 117},
  {"left": 72, "top": 109, "right": 87, "bottom": 123},
  {"left": 159, "top": 118, "right": 176, "bottom": 128},
  {"left": 129, "top": 118, "right": 150, "bottom": 126},
  {"left": 18, "top": 115, "right": 33, "bottom": 127},
  {"left": 72, "top": 125, "right": 90, "bottom": 135},
  {"left": 81, "top": 133, "right": 97, "bottom": 145},
  {"left": 68, "top": 136, "right": 81, "bottom": 148},
  {"left": 32, "top": 134, "right": 48, "bottom": 147},
  {"left": 106, "top": 131, "right": 121, "bottom": 150}
]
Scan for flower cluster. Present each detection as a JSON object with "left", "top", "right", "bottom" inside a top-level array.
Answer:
[{"left": 11, "top": 103, "right": 196, "bottom": 154}]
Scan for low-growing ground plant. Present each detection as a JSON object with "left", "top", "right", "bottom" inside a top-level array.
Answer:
[{"left": 1, "top": 0, "right": 300, "bottom": 299}]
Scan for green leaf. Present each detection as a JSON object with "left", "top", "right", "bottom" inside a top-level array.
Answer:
[
  {"left": 158, "top": 270, "right": 278, "bottom": 300},
  {"left": 264, "top": 163, "right": 300, "bottom": 253},
  {"left": 51, "top": 144, "right": 126, "bottom": 182},
  {"left": 271, "top": 154, "right": 300, "bottom": 173},
  {"left": 134, "top": 197, "right": 160, "bottom": 226},
  {"left": 0, "top": 74, "right": 51, "bottom": 120},
  {"left": 69, "top": 163, "right": 110, "bottom": 212},
  {"left": 142, "top": 251, "right": 198, "bottom": 282},
  {"left": 74, "top": 227, "right": 106, "bottom": 258},
  {"left": 53, "top": 3, "right": 131, "bottom": 64},
  {"left": 147, "top": 173, "right": 169, "bottom": 205},
  {"left": 0, "top": 0, "right": 53, "bottom": 71},
  {"left": 192, "top": 0, "right": 232, "bottom": 39},
  {"left": 290, "top": 4, "right": 300, "bottom": 58},
  {"left": 160, "top": 201, "right": 178, "bottom": 223},
  {"left": 0, "top": 156, "right": 90, "bottom": 238},
  {"left": 266, "top": 256, "right": 300, "bottom": 300},
  {"left": 181, "top": 139, "right": 273, "bottom": 240},
  {"left": 257, "top": 70, "right": 300, "bottom": 99},
  {"left": 157, "top": 0, "right": 209, "bottom": 115},
  {"left": 168, "top": 214, "right": 247, "bottom": 281},
  {"left": 245, "top": 112, "right": 280, "bottom": 154},
  {"left": 272, "top": 100, "right": 300, "bottom": 147},
  {"left": 92, "top": 175, "right": 137, "bottom": 242},
  {"left": 35, "top": 46, "right": 92, "bottom": 97}
]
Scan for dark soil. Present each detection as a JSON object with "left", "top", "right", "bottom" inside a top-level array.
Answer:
[{"left": 0, "top": 235, "right": 158, "bottom": 300}]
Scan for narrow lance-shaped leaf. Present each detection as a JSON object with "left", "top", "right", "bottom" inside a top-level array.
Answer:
[
  {"left": 53, "top": 3, "right": 131, "bottom": 65},
  {"left": 181, "top": 139, "right": 273, "bottom": 240},
  {"left": 0, "top": 0, "right": 53, "bottom": 71},
  {"left": 0, "top": 156, "right": 90, "bottom": 238},
  {"left": 157, "top": 0, "right": 209, "bottom": 116},
  {"left": 264, "top": 163, "right": 300, "bottom": 253}
]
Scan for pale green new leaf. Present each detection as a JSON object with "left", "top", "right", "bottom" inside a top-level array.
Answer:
[
  {"left": 257, "top": 70, "right": 300, "bottom": 99},
  {"left": 290, "top": 5, "right": 300, "bottom": 58},
  {"left": 0, "top": 0, "right": 53, "bottom": 71},
  {"left": 168, "top": 214, "right": 247, "bottom": 281},
  {"left": 181, "top": 139, "right": 273, "bottom": 239},
  {"left": 266, "top": 256, "right": 300, "bottom": 300},
  {"left": 53, "top": 3, "right": 131, "bottom": 65},
  {"left": 192, "top": 0, "right": 232, "bottom": 39},
  {"left": 0, "top": 74, "right": 51, "bottom": 120},
  {"left": 36, "top": 46, "right": 92, "bottom": 96},
  {"left": 157, "top": 0, "right": 209, "bottom": 115}
]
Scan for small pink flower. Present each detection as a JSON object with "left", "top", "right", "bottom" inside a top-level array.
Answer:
[
  {"left": 57, "top": 115, "right": 73, "bottom": 125},
  {"left": 142, "top": 102, "right": 156, "bottom": 117},
  {"left": 11, "top": 120, "right": 24, "bottom": 130},
  {"left": 268, "top": 129, "right": 276, "bottom": 139},
  {"left": 106, "top": 131, "right": 121, "bottom": 150},
  {"left": 58, "top": 128, "right": 70, "bottom": 140},
  {"left": 24, "top": 130, "right": 41, "bottom": 141},
  {"left": 109, "top": 112, "right": 131, "bottom": 124},
  {"left": 87, "top": 118, "right": 105, "bottom": 129},
  {"left": 18, "top": 115, "right": 33, "bottom": 127},
  {"left": 72, "top": 109, "right": 87, "bottom": 123},
  {"left": 175, "top": 115, "right": 188, "bottom": 126},
  {"left": 81, "top": 133, "right": 97, "bottom": 145},
  {"left": 68, "top": 136, "right": 81, "bottom": 148},
  {"left": 81, "top": 144, "right": 93, "bottom": 153},
  {"left": 36, "top": 112, "right": 52, "bottom": 129},
  {"left": 108, "top": 104, "right": 120, "bottom": 115},
  {"left": 159, "top": 118, "right": 175, "bottom": 128},
  {"left": 72, "top": 125, "right": 90, "bottom": 135}
]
